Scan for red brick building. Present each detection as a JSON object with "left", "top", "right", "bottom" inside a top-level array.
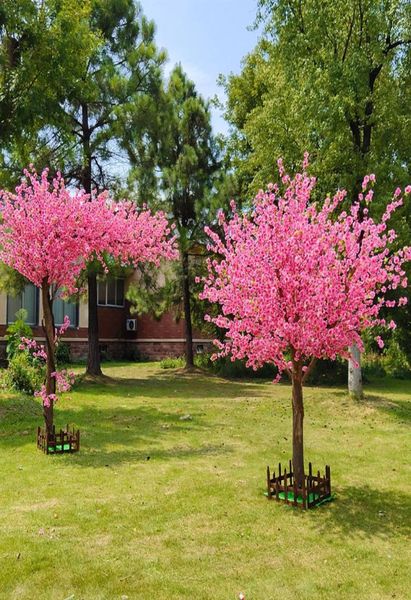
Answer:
[{"left": 0, "top": 275, "right": 211, "bottom": 361}]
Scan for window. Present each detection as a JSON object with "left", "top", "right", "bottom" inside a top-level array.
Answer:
[
  {"left": 7, "top": 284, "right": 39, "bottom": 325},
  {"left": 53, "top": 296, "right": 78, "bottom": 327},
  {"left": 97, "top": 277, "right": 125, "bottom": 307}
]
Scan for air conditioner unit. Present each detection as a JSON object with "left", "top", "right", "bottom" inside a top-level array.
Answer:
[{"left": 126, "top": 318, "right": 137, "bottom": 332}]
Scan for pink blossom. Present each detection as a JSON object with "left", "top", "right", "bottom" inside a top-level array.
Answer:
[
  {"left": 57, "top": 315, "right": 71, "bottom": 337},
  {"left": 0, "top": 167, "right": 177, "bottom": 415},
  {"left": 19, "top": 337, "right": 47, "bottom": 361},
  {"left": 0, "top": 167, "right": 177, "bottom": 295},
  {"left": 376, "top": 336, "right": 384, "bottom": 349},
  {"left": 199, "top": 162, "right": 410, "bottom": 376}
]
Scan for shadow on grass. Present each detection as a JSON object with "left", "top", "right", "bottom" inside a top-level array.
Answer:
[
  {"left": 76, "top": 371, "right": 267, "bottom": 401},
  {"left": 0, "top": 393, "right": 41, "bottom": 420},
  {"left": 66, "top": 442, "right": 233, "bottom": 468},
  {"left": 317, "top": 485, "right": 411, "bottom": 539},
  {"left": 0, "top": 400, "right": 210, "bottom": 449},
  {"left": 0, "top": 392, "right": 234, "bottom": 466},
  {"left": 0, "top": 367, "right": 267, "bottom": 455},
  {"left": 324, "top": 387, "right": 411, "bottom": 423},
  {"left": 364, "top": 394, "right": 411, "bottom": 423}
]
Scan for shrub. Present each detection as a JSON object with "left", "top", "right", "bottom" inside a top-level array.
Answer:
[
  {"left": 199, "top": 354, "right": 278, "bottom": 379},
  {"left": 6, "top": 352, "right": 45, "bottom": 395},
  {"left": 362, "top": 352, "right": 386, "bottom": 380},
  {"left": 194, "top": 352, "right": 214, "bottom": 371},
  {"left": 382, "top": 340, "right": 411, "bottom": 379},
  {"left": 5, "top": 309, "right": 33, "bottom": 360},
  {"left": 56, "top": 342, "right": 71, "bottom": 365},
  {"left": 160, "top": 356, "right": 185, "bottom": 369},
  {"left": 306, "top": 358, "right": 347, "bottom": 386}
]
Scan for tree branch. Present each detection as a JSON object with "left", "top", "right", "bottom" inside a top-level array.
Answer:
[
  {"left": 384, "top": 39, "right": 411, "bottom": 54},
  {"left": 342, "top": 6, "right": 356, "bottom": 62},
  {"left": 302, "top": 357, "right": 317, "bottom": 383}
]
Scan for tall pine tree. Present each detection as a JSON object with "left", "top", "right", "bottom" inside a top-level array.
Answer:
[
  {"left": 125, "top": 65, "right": 220, "bottom": 368},
  {"left": 30, "top": 0, "right": 165, "bottom": 375}
]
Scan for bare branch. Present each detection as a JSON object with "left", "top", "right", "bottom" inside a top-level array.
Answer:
[
  {"left": 302, "top": 357, "right": 317, "bottom": 384},
  {"left": 342, "top": 6, "right": 356, "bottom": 62}
]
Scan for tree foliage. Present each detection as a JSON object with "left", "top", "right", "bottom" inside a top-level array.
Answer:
[
  {"left": 224, "top": 0, "right": 411, "bottom": 370},
  {"left": 0, "top": 0, "right": 98, "bottom": 186},
  {"left": 225, "top": 0, "right": 411, "bottom": 199}
]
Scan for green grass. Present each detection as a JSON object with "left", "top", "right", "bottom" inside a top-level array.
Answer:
[{"left": 0, "top": 362, "right": 410, "bottom": 600}]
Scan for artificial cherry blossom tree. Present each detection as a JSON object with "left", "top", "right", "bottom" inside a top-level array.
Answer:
[
  {"left": 0, "top": 167, "right": 176, "bottom": 434},
  {"left": 200, "top": 156, "right": 410, "bottom": 488}
]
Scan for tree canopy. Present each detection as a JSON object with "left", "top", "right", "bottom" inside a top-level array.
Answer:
[
  {"left": 225, "top": 0, "right": 411, "bottom": 200},
  {"left": 0, "top": 0, "right": 98, "bottom": 186}
]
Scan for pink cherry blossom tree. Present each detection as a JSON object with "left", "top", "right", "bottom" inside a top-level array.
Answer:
[
  {"left": 0, "top": 167, "right": 177, "bottom": 434},
  {"left": 200, "top": 156, "right": 410, "bottom": 488}
]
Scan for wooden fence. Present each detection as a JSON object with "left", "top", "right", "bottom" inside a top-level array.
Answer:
[
  {"left": 267, "top": 460, "right": 331, "bottom": 509},
  {"left": 37, "top": 425, "right": 80, "bottom": 454}
]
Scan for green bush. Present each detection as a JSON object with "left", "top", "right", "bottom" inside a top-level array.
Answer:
[
  {"left": 305, "top": 358, "right": 347, "bottom": 386},
  {"left": 207, "top": 354, "right": 347, "bottom": 384},
  {"left": 193, "top": 352, "right": 214, "bottom": 371},
  {"left": 0, "top": 367, "right": 8, "bottom": 390},
  {"left": 56, "top": 342, "right": 71, "bottom": 365},
  {"left": 6, "top": 352, "right": 45, "bottom": 395},
  {"left": 382, "top": 340, "right": 411, "bottom": 379},
  {"left": 161, "top": 346, "right": 410, "bottom": 381},
  {"left": 198, "top": 354, "right": 278, "bottom": 379},
  {"left": 160, "top": 356, "right": 185, "bottom": 369},
  {"left": 362, "top": 352, "right": 386, "bottom": 379},
  {"left": 5, "top": 309, "right": 33, "bottom": 360}
]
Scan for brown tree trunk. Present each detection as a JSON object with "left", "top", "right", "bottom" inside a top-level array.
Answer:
[
  {"left": 291, "top": 371, "right": 304, "bottom": 489},
  {"left": 87, "top": 271, "right": 102, "bottom": 376},
  {"left": 81, "top": 102, "right": 102, "bottom": 377},
  {"left": 41, "top": 282, "right": 56, "bottom": 434},
  {"left": 181, "top": 250, "right": 194, "bottom": 368}
]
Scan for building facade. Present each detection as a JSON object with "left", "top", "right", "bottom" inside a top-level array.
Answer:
[{"left": 0, "top": 274, "right": 211, "bottom": 361}]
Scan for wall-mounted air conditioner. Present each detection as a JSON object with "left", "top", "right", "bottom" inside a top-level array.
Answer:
[{"left": 126, "top": 318, "right": 137, "bottom": 332}]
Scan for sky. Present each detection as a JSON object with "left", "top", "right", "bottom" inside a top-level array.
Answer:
[{"left": 141, "top": 0, "right": 260, "bottom": 135}]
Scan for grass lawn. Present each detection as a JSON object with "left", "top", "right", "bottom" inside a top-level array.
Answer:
[{"left": 0, "top": 362, "right": 410, "bottom": 600}]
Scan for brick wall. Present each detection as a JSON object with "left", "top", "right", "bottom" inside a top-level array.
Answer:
[
  {"left": 136, "top": 311, "right": 184, "bottom": 338},
  {"left": 0, "top": 304, "right": 212, "bottom": 362}
]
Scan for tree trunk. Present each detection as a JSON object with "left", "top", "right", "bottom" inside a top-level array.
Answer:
[
  {"left": 291, "top": 373, "right": 304, "bottom": 489},
  {"left": 81, "top": 103, "right": 102, "bottom": 376},
  {"left": 346, "top": 65, "right": 382, "bottom": 400},
  {"left": 86, "top": 271, "right": 102, "bottom": 376},
  {"left": 41, "top": 283, "right": 56, "bottom": 434},
  {"left": 348, "top": 343, "right": 363, "bottom": 399},
  {"left": 181, "top": 250, "right": 194, "bottom": 368}
]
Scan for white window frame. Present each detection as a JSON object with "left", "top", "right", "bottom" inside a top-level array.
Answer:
[
  {"left": 7, "top": 284, "right": 39, "bottom": 325},
  {"left": 97, "top": 277, "right": 125, "bottom": 308}
]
